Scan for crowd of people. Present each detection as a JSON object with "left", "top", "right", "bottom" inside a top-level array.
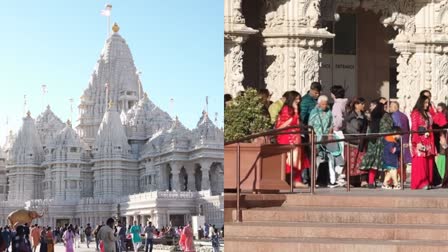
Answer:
[
  {"left": 225, "top": 83, "right": 448, "bottom": 190},
  {"left": 0, "top": 220, "right": 221, "bottom": 252}
]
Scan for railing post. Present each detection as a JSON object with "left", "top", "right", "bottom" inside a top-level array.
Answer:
[
  {"left": 290, "top": 147, "right": 294, "bottom": 193},
  {"left": 400, "top": 135, "right": 404, "bottom": 190},
  {"left": 310, "top": 129, "right": 316, "bottom": 194},
  {"left": 345, "top": 142, "right": 351, "bottom": 192},
  {"left": 236, "top": 143, "right": 241, "bottom": 222}
]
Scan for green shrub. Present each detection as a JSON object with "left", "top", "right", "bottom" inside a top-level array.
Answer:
[{"left": 224, "top": 88, "right": 272, "bottom": 142}]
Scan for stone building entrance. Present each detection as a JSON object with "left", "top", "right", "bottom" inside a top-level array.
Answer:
[
  {"left": 56, "top": 219, "right": 70, "bottom": 228},
  {"left": 225, "top": 0, "right": 448, "bottom": 114}
]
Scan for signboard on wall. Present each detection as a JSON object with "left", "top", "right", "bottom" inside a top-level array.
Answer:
[{"left": 319, "top": 54, "right": 357, "bottom": 99}]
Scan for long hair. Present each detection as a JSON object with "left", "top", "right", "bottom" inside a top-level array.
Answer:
[
  {"left": 348, "top": 97, "right": 366, "bottom": 114},
  {"left": 283, "top": 91, "right": 300, "bottom": 116},
  {"left": 413, "top": 94, "right": 430, "bottom": 120}
]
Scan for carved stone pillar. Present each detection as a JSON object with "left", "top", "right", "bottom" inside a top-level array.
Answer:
[
  {"left": 126, "top": 216, "right": 131, "bottom": 226},
  {"left": 157, "top": 165, "right": 169, "bottom": 191},
  {"left": 200, "top": 160, "right": 212, "bottom": 191},
  {"left": 170, "top": 162, "right": 182, "bottom": 192},
  {"left": 262, "top": 0, "right": 334, "bottom": 100},
  {"left": 224, "top": 0, "right": 257, "bottom": 97},
  {"left": 185, "top": 164, "right": 196, "bottom": 192}
]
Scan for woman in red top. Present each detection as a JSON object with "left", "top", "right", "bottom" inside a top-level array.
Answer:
[
  {"left": 275, "top": 91, "right": 310, "bottom": 188},
  {"left": 411, "top": 94, "right": 436, "bottom": 190}
]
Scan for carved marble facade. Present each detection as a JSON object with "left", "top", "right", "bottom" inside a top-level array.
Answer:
[
  {"left": 225, "top": 0, "right": 448, "bottom": 114},
  {"left": 0, "top": 24, "right": 224, "bottom": 229}
]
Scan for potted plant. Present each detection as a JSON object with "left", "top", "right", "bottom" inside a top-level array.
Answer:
[
  {"left": 224, "top": 88, "right": 290, "bottom": 192},
  {"left": 224, "top": 88, "right": 272, "bottom": 142}
]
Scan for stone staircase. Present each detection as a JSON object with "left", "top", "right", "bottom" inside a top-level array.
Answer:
[{"left": 224, "top": 192, "right": 448, "bottom": 252}]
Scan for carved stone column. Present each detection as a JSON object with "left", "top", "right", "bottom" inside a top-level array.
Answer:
[
  {"left": 224, "top": 0, "right": 257, "bottom": 97},
  {"left": 185, "top": 164, "right": 196, "bottom": 192},
  {"left": 170, "top": 162, "right": 182, "bottom": 192},
  {"left": 200, "top": 160, "right": 212, "bottom": 191},
  {"left": 263, "top": 0, "right": 333, "bottom": 100},
  {"left": 157, "top": 165, "right": 169, "bottom": 191}
]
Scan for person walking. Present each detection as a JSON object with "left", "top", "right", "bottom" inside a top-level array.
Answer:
[
  {"left": 179, "top": 223, "right": 195, "bottom": 252},
  {"left": 62, "top": 225, "right": 75, "bottom": 252},
  {"left": 129, "top": 221, "right": 142, "bottom": 252},
  {"left": 30, "top": 225, "right": 40, "bottom": 252},
  {"left": 3, "top": 226, "right": 12, "bottom": 252},
  {"left": 116, "top": 221, "right": 126, "bottom": 252},
  {"left": 411, "top": 94, "right": 436, "bottom": 189},
  {"left": 210, "top": 229, "right": 220, "bottom": 252},
  {"left": 93, "top": 225, "right": 102, "bottom": 251},
  {"left": 143, "top": 221, "right": 154, "bottom": 252},
  {"left": 97, "top": 218, "right": 118, "bottom": 252},
  {"left": 84, "top": 224, "right": 92, "bottom": 248}
]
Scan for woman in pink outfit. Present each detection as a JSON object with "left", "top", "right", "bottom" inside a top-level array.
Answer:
[{"left": 179, "top": 224, "right": 195, "bottom": 252}]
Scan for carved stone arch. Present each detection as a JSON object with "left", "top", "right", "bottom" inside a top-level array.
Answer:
[
  {"left": 302, "top": 0, "right": 321, "bottom": 27},
  {"left": 435, "top": 0, "right": 448, "bottom": 33}
]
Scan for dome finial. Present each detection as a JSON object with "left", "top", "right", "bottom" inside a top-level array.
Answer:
[
  {"left": 26, "top": 111, "right": 31, "bottom": 118},
  {"left": 112, "top": 22, "right": 120, "bottom": 33}
]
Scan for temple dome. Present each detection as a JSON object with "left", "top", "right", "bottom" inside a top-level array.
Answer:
[
  {"left": 125, "top": 94, "right": 173, "bottom": 139},
  {"left": 93, "top": 106, "right": 130, "bottom": 158},
  {"left": 51, "top": 121, "right": 84, "bottom": 149},
  {"left": 77, "top": 30, "right": 143, "bottom": 145},
  {"left": 9, "top": 112, "right": 44, "bottom": 165},
  {"left": 192, "top": 111, "right": 224, "bottom": 145},
  {"left": 161, "top": 117, "right": 192, "bottom": 150},
  {"left": 35, "top": 105, "right": 65, "bottom": 148}
]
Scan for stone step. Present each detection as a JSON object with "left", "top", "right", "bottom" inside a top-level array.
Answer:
[
  {"left": 235, "top": 206, "right": 448, "bottom": 225},
  {"left": 225, "top": 222, "right": 448, "bottom": 241},
  {"left": 224, "top": 236, "right": 448, "bottom": 252},
  {"left": 283, "top": 193, "right": 448, "bottom": 209}
]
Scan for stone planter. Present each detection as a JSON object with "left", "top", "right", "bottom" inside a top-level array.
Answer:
[{"left": 224, "top": 143, "right": 291, "bottom": 192}]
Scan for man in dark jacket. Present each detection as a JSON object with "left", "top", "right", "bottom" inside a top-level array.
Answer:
[{"left": 300, "top": 82, "right": 322, "bottom": 125}]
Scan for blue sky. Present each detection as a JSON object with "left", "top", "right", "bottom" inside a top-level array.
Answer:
[{"left": 0, "top": 0, "right": 223, "bottom": 145}]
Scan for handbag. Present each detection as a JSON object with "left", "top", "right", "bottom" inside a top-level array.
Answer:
[{"left": 317, "top": 112, "right": 341, "bottom": 156}]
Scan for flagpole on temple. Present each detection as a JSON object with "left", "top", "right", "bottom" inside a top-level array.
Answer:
[
  {"left": 41, "top": 84, "right": 47, "bottom": 112},
  {"left": 101, "top": 3, "right": 112, "bottom": 37},
  {"left": 69, "top": 98, "right": 74, "bottom": 123}
]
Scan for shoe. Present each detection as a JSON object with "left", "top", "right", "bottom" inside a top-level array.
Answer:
[
  {"left": 294, "top": 182, "right": 308, "bottom": 188},
  {"left": 329, "top": 183, "right": 339, "bottom": 188},
  {"left": 393, "top": 184, "right": 402, "bottom": 190},
  {"left": 337, "top": 180, "right": 346, "bottom": 187},
  {"left": 368, "top": 184, "right": 375, "bottom": 189},
  {"left": 360, "top": 181, "right": 368, "bottom": 188},
  {"left": 382, "top": 184, "right": 392, "bottom": 190}
]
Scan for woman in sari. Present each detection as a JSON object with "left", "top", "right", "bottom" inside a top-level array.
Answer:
[
  {"left": 179, "top": 224, "right": 195, "bottom": 252},
  {"left": 359, "top": 99, "right": 393, "bottom": 188},
  {"left": 344, "top": 97, "right": 369, "bottom": 187},
  {"left": 275, "top": 91, "right": 310, "bottom": 188},
  {"left": 411, "top": 95, "right": 436, "bottom": 189}
]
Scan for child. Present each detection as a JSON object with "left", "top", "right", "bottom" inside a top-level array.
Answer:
[
  {"left": 434, "top": 102, "right": 448, "bottom": 128},
  {"left": 382, "top": 127, "right": 401, "bottom": 189}
]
